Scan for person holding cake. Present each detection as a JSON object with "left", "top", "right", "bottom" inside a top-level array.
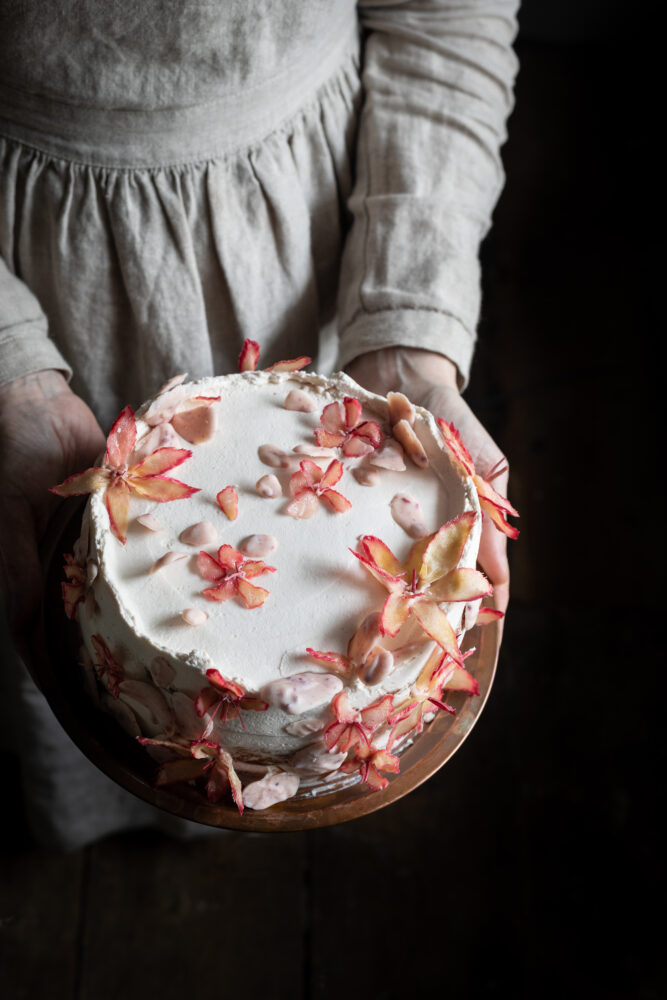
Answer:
[{"left": 0, "top": 1, "right": 519, "bottom": 847}]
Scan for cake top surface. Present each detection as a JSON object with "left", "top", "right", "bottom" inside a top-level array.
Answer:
[{"left": 87, "top": 370, "right": 481, "bottom": 696}]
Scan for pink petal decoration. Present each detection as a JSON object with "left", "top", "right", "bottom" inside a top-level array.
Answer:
[
  {"left": 243, "top": 772, "right": 300, "bottom": 810},
  {"left": 358, "top": 647, "right": 394, "bottom": 686},
  {"left": 149, "top": 551, "right": 187, "bottom": 574},
  {"left": 137, "top": 513, "right": 163, "bottom": 531},
  {"left": 258, "top": 444, "right": 294, "bottom": 468},
  {"left": 171, "top": 405, "right": 217, "bottom": 444},
  {"left": 393, "top": 419, "right": 429, "bottom": 468},
  {"left": 216, "top": 486, "right": 239, "bottom": 520},
  {"left": 390, "top": 493, "right": 429, "bottom": 539},
  {"left": 284, "top": 389, "right": 317, "bottom": 412},
  {"left": 181, "top": 608, "right": 209, "bottom": 626},
  {"left": 179, "top": 521, "right": 218, "bottom": 546},
  {"left": 283, "top": 717, "right": 326, "bottom": 738},
  {"left": 290, "top": 745, "right": 347, "bottom": 774},
  {"left": 239, "top": 339, "right": 260, "bottom": 372},
  {"left": 261, "top": 672, "right": 343, "bottom": 715},
  {"left": 256, "top": 474, "right": 282, "bottom": 498},
  {"left": 352, "top": 466, "right": 380, "bottom": 487},
  {"left": 370, "top": 440, "right": 406, "bottom": 471},
  {"left": 241, "top": 534, "right": 278, "bottom": 558}
]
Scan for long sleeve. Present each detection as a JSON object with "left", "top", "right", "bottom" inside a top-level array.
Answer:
[
  {"left": 337, "top": 0, "right": 519, "bottom": 386},
  {"left": 0, "top": 257, "right": 72, "bottom": 387}
]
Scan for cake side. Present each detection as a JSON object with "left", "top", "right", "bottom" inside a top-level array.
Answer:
[{"left": 59, "top": 368, "right": 494, "bottom": 810}]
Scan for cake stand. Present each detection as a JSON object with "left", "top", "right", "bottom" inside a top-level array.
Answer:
[{"left": 30, "top": 501, "right": 501, "bottom": 833}]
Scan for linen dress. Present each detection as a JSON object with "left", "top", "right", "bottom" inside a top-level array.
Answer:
[{"left": 0, "top": 0, "right": 519, "bottom": 848}]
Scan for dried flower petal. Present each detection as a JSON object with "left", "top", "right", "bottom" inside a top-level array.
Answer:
[{"left": 216, "top": 486, "right": 239, "bottom": 521}]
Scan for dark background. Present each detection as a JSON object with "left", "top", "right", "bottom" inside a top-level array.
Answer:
[{"left": 1, "top": 5, "right": 662, "bottom": 998}]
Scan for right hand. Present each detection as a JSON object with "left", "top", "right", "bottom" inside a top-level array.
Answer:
[{"left": 0, "top": 370, "right": 106, "bottom": 632}]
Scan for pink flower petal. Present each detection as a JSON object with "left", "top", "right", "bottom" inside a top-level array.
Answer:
[
  {"left": 239, "top": 339, "right": 260, "bottom": 372},
  {"left": 132, "top": 447, "right": 192, "bottom": 478},
  {"left": 216, "top": 485, "right": 239, "bottom": 520},
  {"left": 105, "top": 406, "right": 137, "bottom": 468}
]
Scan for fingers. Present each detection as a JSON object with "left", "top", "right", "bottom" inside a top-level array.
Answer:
[{"left": 477, "top": 515, "right": 510, "bottom": 618}]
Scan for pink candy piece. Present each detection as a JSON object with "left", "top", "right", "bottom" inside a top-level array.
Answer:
[
  {"left": 241, "top": 533, "right": 278, "bottom": 558},
  {"left": 149, "top": 656, "right": 176, "bottom": 688},
  {"left": 352, "top": 466, "right": 380, "bottom": 487},
  {"left": 243, "top": 772, "right": 300, "bottom": 810},
  {"left": 149, "top": 551, "right": 187, "bottom": 574},
  {"left": 261, "top": 672, "right": 343, "bottom": 715},
  {"left": 290, "top": 744, "right": 346, "bottom": 774},
  {"left": 256, "top": 474, "right": 282, "bottom": 498},
  {"left": 258, "top": 444, "right": 293, "bottom": 468},
  {"left": 284, "top": 389, "right": 317, "bottom": 413},
  {"left": 181, "top": 608, "right": 209, "bottom": 626},
  {"left": 347, "top": 611, "right": 383, "bottom": 665},
  {"left": 179, "top": 520, "right": 217, "bottom": 546},
  {"left": 171, "top": 405, "right": 217, "bottom": 444},
  {"left": 358, "top": 647, "right": 394, "bottom": 686},
  {"left": 137, "top": 513, "right": 163, "bottom": 532},
  {"left": 155, "top": 373, "right": 187, "bottom": 396},
  {"left": 390, "top": 493, "right": 429, "bottom": 539},
  {"left": 132, "top": 422, "right": 182, "bottom": 463},
  {"left": 283, "top": 717, "right": 326, "bottom": 738},
  {"left": 293, "top": 444, "right": 337, "bottom": 458},
  {"left": 370, "top": 440, "right": 406, "bottom": 472}
]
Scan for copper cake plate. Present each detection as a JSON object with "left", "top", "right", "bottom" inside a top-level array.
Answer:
[{"left": 30, "top": 501, "right": 501, "bottom": 833}]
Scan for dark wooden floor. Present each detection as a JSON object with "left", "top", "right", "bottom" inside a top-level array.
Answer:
[{"left": 1, "top": 39, "right": 661, "bottom": 1000}]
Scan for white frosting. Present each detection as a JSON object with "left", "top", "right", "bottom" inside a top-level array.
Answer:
[{"left": 78, "top": 370, "right": 481, "bottom": 772}]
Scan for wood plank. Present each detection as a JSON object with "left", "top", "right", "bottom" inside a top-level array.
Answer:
[
  {"left": 0, "top": 762, "right": 85, "bottom": 1000},
  {"left": 77, "top": 829, "right": 307, "bottom": 1000}
]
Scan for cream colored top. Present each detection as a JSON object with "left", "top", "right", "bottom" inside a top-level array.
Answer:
[{"left": 0, "top": 0, "right": 518, "bottom": 429}]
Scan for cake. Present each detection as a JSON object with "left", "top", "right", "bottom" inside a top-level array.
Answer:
[{"left": 52, "top": 343, "right": 516, "bottom": 813}]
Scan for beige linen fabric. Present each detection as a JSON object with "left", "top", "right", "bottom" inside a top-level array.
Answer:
[{"left": 0, "top": 0, "right": 518, "bottom": 846}]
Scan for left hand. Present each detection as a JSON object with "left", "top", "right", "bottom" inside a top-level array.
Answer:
[{"left": 346, "top": 346, "right": 511, "bottom": 620}]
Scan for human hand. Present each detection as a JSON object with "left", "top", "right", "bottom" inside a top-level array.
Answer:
[
  {"left": 345, "top": 347, "right": 512, "bottom": 620},
  {"left": 0, "top": 370, "right": 106, "bottom": 632}
]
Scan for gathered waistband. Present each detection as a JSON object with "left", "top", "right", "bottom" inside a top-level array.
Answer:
[{"left": 0, "top": 19, "right": 360, "bottom": 170}]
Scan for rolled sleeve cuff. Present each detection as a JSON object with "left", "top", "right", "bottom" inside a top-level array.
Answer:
[
  {"left": 337, "top": 308, "right": 475, "bottom": 390},
  {"left": 0, "top": 318, "right": 73, "bottom": 388}
]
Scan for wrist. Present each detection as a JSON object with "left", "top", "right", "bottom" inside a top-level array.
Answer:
[
  {"left": 0, "top": 369, "right": 71, "bottom": 409},
  {"left": 345, "top": 346, "right": 460, "bottom": 398}
]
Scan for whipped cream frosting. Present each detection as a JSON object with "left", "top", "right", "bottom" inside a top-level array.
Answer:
[{"left": 75, "top": 370, "right": 482, "bottom": 783}]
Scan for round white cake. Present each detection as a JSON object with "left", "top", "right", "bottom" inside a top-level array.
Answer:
[{"left": 56, "top": 367, "right": 493, "bottom": 812}]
